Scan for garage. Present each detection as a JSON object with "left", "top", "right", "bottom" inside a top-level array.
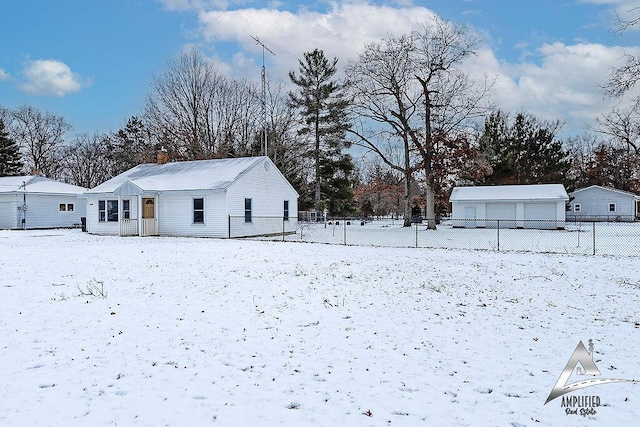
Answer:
[
  {"left": 0, "top": 202, "right": 11, "bottom": 229},
  {"left": 449, "top": 184, "right": 569, "bottom": 230}
]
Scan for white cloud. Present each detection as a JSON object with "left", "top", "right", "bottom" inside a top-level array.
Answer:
[
  {"left": 174, "top": 2, "right": 638, "bottom": 135},
  {"left": 197, "top": 3, "right": 437, "bottom": 79},
  {"left": 0, "top": 68, "right": 9, "bottom": 80},
  {"left": 469, "top": 40, "right": 640, "bottom": 133},
  {"left": 19, "top": 59, "right": 90, "bottom": 97}
]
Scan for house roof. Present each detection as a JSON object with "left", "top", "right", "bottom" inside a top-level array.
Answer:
[
  {"left": 450, "top": 184, "right": 569, "bottom": 202},
  {"left": 0, "top": 175, "right": 87, "bottom": 195},
  {"left": 86, "top": 156, "right": 289, "bottom": 194},
  {"left": 570, "top": 185, "right": 640, "bottom": 199}
]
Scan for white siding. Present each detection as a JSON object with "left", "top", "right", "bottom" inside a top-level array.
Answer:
[
  {"left": 0, "top": 200, "right": 15, "bottom": 229},
  {"left": 158, "top": 191, "right": 227, "bottom": 237},
  {"left": 85, "top": 195, "right": 119, "bottom": 235},
  {"left": 0, "top": 194, "right": 85, "bottom": 229},
  {"left": 227, "top": 159, "right": 299, "bottom": 237},
  {"left": 568, "top": 187, "right": 636, "bottom": 220}
]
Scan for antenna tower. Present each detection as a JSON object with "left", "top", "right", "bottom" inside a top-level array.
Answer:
[{"left": 250, "top": 35, "right": 275, "bottom": 157}]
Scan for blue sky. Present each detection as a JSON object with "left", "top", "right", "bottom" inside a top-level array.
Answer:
[{"left": 1, "top": 0, "right": 639, "bottom": 137}]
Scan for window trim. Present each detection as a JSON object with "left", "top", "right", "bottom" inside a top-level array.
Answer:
[
  {"left": 193, "top": 197, "right": 205, "bottom": 224},
  {"left": 59, "top": 203, "right": 66, "bottom": 212},
  {"left": 244, "top": 198, "right": 252, "bottom": 223},
  {"left": 609, "top": 203, "right": 616, "bottom": 212},
  {"left": 98, "top": 199, "right": 119, "bottom": 222},
  {"left": 122, "top": 199, "right": 130, "bottom": 220},
  {"left": 573, "top": 203, "right": 581, "bottom": 213},
  {"left": 67, "top": 203, "right": 74, "bottom": 212}
]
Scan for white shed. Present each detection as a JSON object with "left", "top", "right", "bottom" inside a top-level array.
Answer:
[
  {"left": 449, "top": 184, "right": 569, "bottom": 229},
  {"left": 84, "top": 156, "right": 298, "bottom": 238},
  {"left": 0, "top": 175, "right": 87, "bottom": 230},
  {"left": 567, "top": 185, "right": 640, "bottom": 222}
]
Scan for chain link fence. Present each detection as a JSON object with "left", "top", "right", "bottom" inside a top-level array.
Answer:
[{"left": 246, "top": 217, "right": 640, "bottom": 257}]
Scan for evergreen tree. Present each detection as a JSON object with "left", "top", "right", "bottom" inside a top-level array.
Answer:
[
  {"left": 478, "top": 111, "right": 570, "bottom": 186},
  {"left": 105, "top": 116, "right": 157, "bottom": 175},
  {"left": 0, "top": 116, "right": 23, "bottom": 176},
  {"left": 289, "top": 48, "right": 355, "bottom": 215}
]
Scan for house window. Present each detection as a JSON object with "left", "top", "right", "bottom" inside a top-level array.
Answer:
[
  {"left": 565, "top": 204, "right": 571, "bottom": 212},
  {"left": 573, "top": 204, "right": 581, "bottom": 213},
  {"left": 122, "top": 200, "right": 130, "bottom": 220},
  {"left": 59, "top": 203, "right": 66, "bottom": 212},
  {"left": 609, "top": 203, "right": 616, "bottom": 212},
  {"left": 193, "top": 198, "right": 204, "bottom": 223},
  {"left": 107, "top": 200, "right": 118, "bottom": 221},
  {"left": 98, "top": 200, "right": 106, "bottom": 221},
  {"left": 284, "top": 200, "right": 289, "bottom": 221},
  {"left": 67, "top": 204, "right": 74, "bottom": 212},
  {"left": 244, "top": 198, "right": 252, "bottom": 223}
]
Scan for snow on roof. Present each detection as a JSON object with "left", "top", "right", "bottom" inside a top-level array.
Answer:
[
  {"left": 450, "top": 184, "right": 568, "bottom": 202},
  {"left": 87, "top": 156, "right": 268, "bottom": 194},
  {"left": 0, "top": 175, "right": 87, "bottom": 195},
  {"left": 570, "top": 185, "right": 640, "bottom": 198}
]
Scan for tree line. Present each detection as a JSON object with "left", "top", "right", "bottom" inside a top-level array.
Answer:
[{"left": 1, "top": 14, "right": 639, "bottom": 226}]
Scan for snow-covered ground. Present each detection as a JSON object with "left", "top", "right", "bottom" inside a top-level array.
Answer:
[{"left": 1, "top": 229, "right": 639, "bottom": 426}]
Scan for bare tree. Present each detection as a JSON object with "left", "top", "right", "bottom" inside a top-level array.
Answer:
[
  {"left": 144, "top": 48, "right": 223, "bottom": 160},
  {"left": 597, "top": 103, "right": 640, "bottom": 154},
  {"left": 412, "top": 18, "right": 493, "bottom": 228},
  {"left": 62, "top": 133, "right": 113, "bottom": 188},
  {"left": 346, "top": 34, "right": 421, "bottom": 226},
  {"left": 606, "top": 7, "right": 640, "bottom": 97},
  {"left": 10, "top": 105, "right": 71, "bottom": 178}
]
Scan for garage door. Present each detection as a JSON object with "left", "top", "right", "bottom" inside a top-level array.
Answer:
[
  {"left": 486, "top": 203, "right": 516, "bottom": 228},
  {"left": 524, "top": 203, "right": 556, "bottom": 229},
  {"left": 0, "top": 203, "right": 11, "bottom": 229}
]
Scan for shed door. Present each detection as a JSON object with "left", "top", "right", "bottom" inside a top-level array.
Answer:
[
  {"left": 464, "top": 207, "right": 477, "bottom": 228},
  {"left": 524, "top": 203, "right": 556, "bottom": 229},
  {"left": 0, "top": 202, "right": 11, "bottom": 229}
]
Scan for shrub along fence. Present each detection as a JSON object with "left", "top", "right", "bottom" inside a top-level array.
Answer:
[{"left": 247, "top": 218, "right": 640, "bottom": 257}]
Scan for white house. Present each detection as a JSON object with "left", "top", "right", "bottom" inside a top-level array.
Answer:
[
  {"left": 567, "top": 185, "right": 640, "bottom": 222},
  {"left": 0, "top": 175, "right": 87, "bottom": 230},
  {"left": 449, "top": 184, "right": 569, "bottom": 229},
  {"left": 84, "top": 156, "right": 298, "bottom": 238}
]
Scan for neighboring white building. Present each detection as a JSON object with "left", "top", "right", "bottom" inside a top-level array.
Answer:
[
  {"left": 567, "top": 185, "right": 640, "bottom": 222},
  {"left": 449, "top": 184, "right": 569, "bottom": 229},
  {"left": 84, "top": 156, "right": 298, "bottom": 238},
  {"left": 0, "top": 175, "right": 87, "bottom": 230}
]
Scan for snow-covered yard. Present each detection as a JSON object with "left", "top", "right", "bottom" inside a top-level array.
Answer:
[{"left": 1, "top": 229, "right": 639, "bottom": 426}]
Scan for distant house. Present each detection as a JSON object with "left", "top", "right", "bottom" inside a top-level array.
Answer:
[
  {"left": 567, "top": 185, "right": 640, "bottom": 222},
  {"left": 0, "top": 175, "right": 87, "bottom": 230},
  {"left": 84, "top": 155, "right": 298, "bottom": 238},
  {"left": 449, "top": 184, "right": 569, "bottom": 229}
]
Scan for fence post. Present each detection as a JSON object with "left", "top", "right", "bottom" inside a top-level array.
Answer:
[
  {"left": 497, "top": 219, "right": 500, "bottom": 252},
  {"left": 592, "top": 221, "right": 596, "bottom": 256},
  {"left": 228, "top": 215, "right": 231, "bottom": 238},
  {"left": 282, "top": 217, "right": 285, "bottom": 242},
  {"left": 343, "top": 219, "right": 347, "bottom": 245},
  {"left": 415, "top": 222, "right": 418, "bottom": 248}
]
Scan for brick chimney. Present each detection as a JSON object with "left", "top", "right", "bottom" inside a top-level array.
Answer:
[{"left": 157, "top": 147, "right": 169, "bottom": 165}]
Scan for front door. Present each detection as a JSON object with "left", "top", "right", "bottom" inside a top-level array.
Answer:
[{"left": 141, "top": 197, "right": 157, "bottom": 236}]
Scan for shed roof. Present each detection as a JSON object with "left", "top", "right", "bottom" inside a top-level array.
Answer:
[
  {"left": 86, "top": 156, "right": 289, "bottom": 194},
  {"left": 0, "top": 175, "right": 87, "bottom": 195},
  {"left": 450, "top": 184, "right": 568, "bottom": 202},
  {"left": 570, "top": 185, "right": 640, "bottom": 199}
]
